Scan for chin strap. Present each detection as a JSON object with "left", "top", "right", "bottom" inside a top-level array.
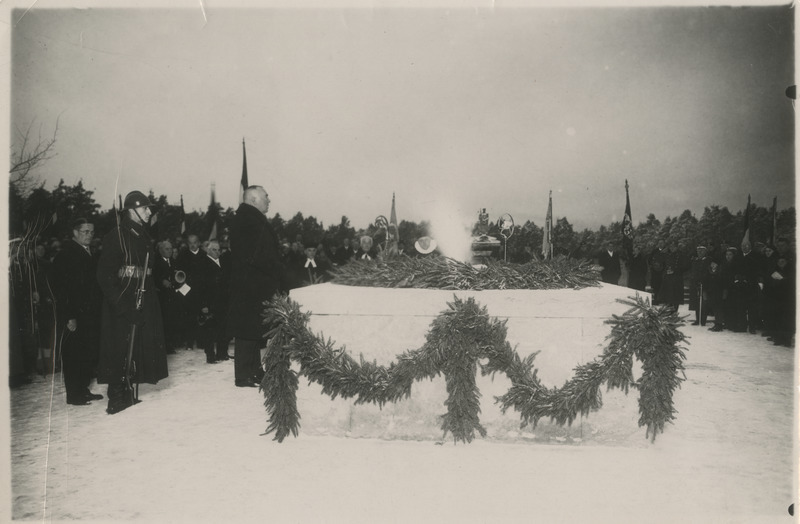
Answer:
[{"left": 132, "top": 208, "right": 148, "bottom": 225}]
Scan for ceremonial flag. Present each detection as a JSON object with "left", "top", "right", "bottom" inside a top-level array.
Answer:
[
  {"left": 740, "top": 194, "right": 751, "bottom": 249},
  {"left": 769, "top": 196, "right": 778, "bottom": 247},
  {"left": 622, "top": 179, "right": 634, "bottom": 261},
  {"left": 180, "top": 195, "right": 186, "bottom": 235},
  {"left": 389, "top": 192, "right": 399, "bottom": 244},
  {"left": 239, "top": 138, "right": 249, "bottom": 204},
  {"left": 542, "top": 190, "right": 553, "bottom": 259},
  {"left": 207, "top": 183, "right": 219, "bottom": 241}
]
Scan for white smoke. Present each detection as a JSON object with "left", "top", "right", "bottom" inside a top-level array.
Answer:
[{"left": 427, "top": 201, "right": 475, "bottom": 263}]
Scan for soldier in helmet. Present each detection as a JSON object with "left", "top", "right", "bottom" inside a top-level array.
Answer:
[{"left": 96, "top": 190, "right": 168, "bottom": 414}]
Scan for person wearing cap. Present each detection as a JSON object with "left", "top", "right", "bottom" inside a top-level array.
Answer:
[
  {"left": 688, "top": 244, "right": 712, "bottom": 326},
  {"left": 227, "top": 185, "right": 289, "bottom": 387},
  {"left": 50, "top": 218, "right": 104, "bottom": 405},
  {"left": 96, "top": 190, "right": 168, "bottom": 414}
]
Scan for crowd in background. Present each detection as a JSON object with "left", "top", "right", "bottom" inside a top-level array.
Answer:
[
  {"left": 596, "top": 236, "right": 796, "bottom": 347},
  {"left": 9, "top": 210, "right": 795, "bottom": 392}
]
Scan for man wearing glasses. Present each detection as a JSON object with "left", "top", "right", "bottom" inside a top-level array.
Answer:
[{"left": 51, "top": 218, "right": 104, "bottom": 405}]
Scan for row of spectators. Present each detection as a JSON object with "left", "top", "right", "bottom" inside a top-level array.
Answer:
[{"left": 617, "top": 237, "right": 794, "bottom": 347}]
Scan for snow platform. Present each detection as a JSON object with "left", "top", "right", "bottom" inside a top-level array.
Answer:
[{"left": 287, "top": 282, "right": 652, "bottom": 445}]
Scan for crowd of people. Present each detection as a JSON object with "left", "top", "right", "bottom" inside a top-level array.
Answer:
[
  {"left": 595, "top": 237, "right": 796, "bottom": 347},
  {"left": 7, "top": 186, "right": 439, "bottom": 412},
  {"left": 9, "top": 187, "right": 795, "bottom": 413}
]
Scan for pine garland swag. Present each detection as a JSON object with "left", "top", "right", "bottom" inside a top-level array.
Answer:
[{"left": 260, "top": 294, "right": 688, "bottom": 444}]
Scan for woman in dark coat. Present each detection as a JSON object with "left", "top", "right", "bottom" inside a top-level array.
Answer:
[{"left": 96, "top": 191, "right": 168, "bottom": 414}]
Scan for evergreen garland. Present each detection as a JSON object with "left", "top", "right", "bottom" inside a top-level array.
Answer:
[
  {"left": 260, "top": 294, "right": 687, "bottom": 444},
  {"left": 329, "top": 255, "right": 600, "bottom": 290}
]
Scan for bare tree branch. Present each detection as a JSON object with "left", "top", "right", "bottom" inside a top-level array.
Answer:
[{"left": 10, "top": 117, "right": 60, "bottom": 195}]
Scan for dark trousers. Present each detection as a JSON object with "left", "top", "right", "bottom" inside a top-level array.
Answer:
[
  {"left": 198, "top": 317, "right": 231, "bottom": 361},
  {"left": 63, "top": 357, "right": 95, "bottom": 399},
  {"left": 234, "top": 337, "right": 263, "bottom": 382},
  {"left": 650, "top": 272, "right": 663, "bottom": 303}
]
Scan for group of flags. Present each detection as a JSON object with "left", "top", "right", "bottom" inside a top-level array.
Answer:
[
  {"left": 540, "top": 182, "right": 777, "bottom": 261},
  {"left": 108, "top": 138, "right": 779, "bottom": 256},
  {"left": 115, "top": 137, "right": 401, "bottom": 248}
]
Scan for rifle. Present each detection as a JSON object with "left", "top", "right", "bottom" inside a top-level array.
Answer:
[
  {"left": 124, "top": 252, "right": 149, "bottom": 405},
  {"left": 699, "top": 282, "right": 703, "bottom": 324}
]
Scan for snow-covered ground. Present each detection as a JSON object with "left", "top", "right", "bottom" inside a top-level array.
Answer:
[{"left": 4, "top": 304, "right": 798, "bottom": 524}]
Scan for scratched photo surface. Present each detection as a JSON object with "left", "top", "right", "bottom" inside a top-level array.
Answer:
[{"left": 3, "top": 1, "right": 796, "bottom": 523}]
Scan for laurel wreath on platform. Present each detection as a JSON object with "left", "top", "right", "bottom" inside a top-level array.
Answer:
[{"left": 259, "top": 294, "right": 688, "bottom": 444}]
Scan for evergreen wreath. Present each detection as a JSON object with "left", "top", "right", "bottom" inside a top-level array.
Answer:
[
  {"left": 260, "top": 294, "right": 687, "bottom": 444},
  {"left": 329, "top": 255, "right": 600, "bottom": 290}
]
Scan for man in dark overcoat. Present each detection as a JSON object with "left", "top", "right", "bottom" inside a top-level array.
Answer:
[
  {"left": 195, "top": 239, "right": 232, "bottom": 363},
  {"left": 176, "top": 234, "right": 204, "bottom": 349},
  {"left": 596, "top": 241, "right": 621, "bottom": 285},
  {"left": 688, "top": 245, "right": 713, "bottom": 326},
  {"left": 96, "top": 191, "right": 168, "bottom": 414},
  {"left": 153, "top": 239, "right": 188, "bottom": 353},
  {"left": 291, "top": 245, "right": 331, "bottom": 289},
  {"left": 50, "top": 218, "right": 104, "bottom": 405},
  {"left": 657, "top": 241, "right": 691, "bottom": 313},
  {"left": 227, "top": 185, "right": 289, "bottom": 387},
  {"left": 648, "top": 239, "right": 667, "bottom": 303},
  {"left": 740, "top": 240, "right": 764, "bottom": 334}
]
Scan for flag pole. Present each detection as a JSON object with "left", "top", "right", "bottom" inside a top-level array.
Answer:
[
  {"left": 239, "top": 137, "right": 249, "bottom": 205},
  {"left": 550, "top": 191, "right": 553, "bottom": 259}
]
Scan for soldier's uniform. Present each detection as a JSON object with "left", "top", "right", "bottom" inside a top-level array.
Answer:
[{"left": 96, "top": 191, "right": 168, "bottom": 414}]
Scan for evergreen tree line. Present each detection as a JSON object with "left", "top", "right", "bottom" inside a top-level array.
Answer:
[{"left": 9, "top": 178, "right": 796, "bottom": 262}]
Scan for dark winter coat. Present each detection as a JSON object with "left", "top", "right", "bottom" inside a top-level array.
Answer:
[
  {"left": 596, "top": 250, "right": 621, "bottom": 285},
  {"left": 96, "top": 216, "right": 168, "bottom": 385},
  {"left": 688, "top": 254, "right": 712, "bottom": 311},
  {"left": 227, "top": 203, "right": 289, "bottom": 340},
  {"left": 50, "top": 239, "right": 103, "bottom": 362},
  {"left": 656, "top": 250, "right": 690, "bottom": 307},
  {"left": 152, "top": 254, "right": 188, "bottom": 350},
  {"left": 354, "top": 247, "right": 379, "bottom": 261},
  {"left": 292, "top": 256, "right": 331, "bottom": 289},
  {"left": 626, "top": 253, "right": 648, "bottom": 291},
  {"left": 196, "top": 254, "right": 231, "bottom": 321}
]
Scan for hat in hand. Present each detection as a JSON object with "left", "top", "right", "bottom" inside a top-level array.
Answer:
[{"left": 414, "top": 236, "right": 438, "bottom": 255}]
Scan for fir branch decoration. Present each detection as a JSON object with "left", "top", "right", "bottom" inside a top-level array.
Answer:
[
  {"left": 606, "top": 297, "right": 689, "bottom": 441},
  {"left": 493, "top": 295, "right": 688, "bottom": 442},
  {"left": 329, "top": 255, "right": 600, "bottom": 290},
  {"left": 259, "top": 294, "right": 687, "bottom": 444}
]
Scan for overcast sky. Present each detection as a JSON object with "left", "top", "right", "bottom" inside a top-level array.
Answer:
[{"left": 7, "top": 1, "right": 795, "bottom": 233}]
